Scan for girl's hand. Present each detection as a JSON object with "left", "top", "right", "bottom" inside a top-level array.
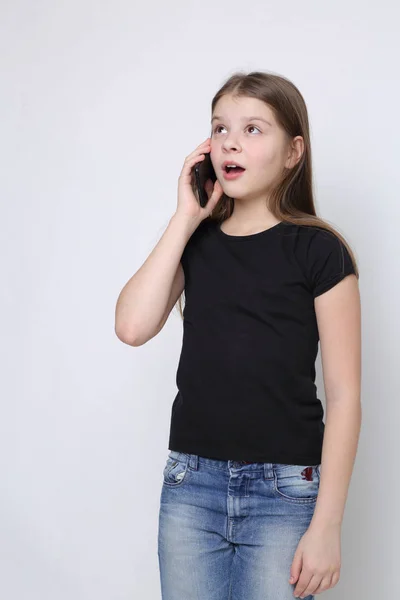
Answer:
[
  {"left": 289, "top": 522, "right": 342, "bottom": 597},
  {"left": 175, "top": 137, "right": 224, "bottom": 225}
]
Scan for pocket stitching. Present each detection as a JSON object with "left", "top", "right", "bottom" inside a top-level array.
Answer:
[
  {"left": 273, "top": 468, "right": 319, "bottom": 504},
  {"left": 163, "top": 456, "right": 189, "bottom": 487}
]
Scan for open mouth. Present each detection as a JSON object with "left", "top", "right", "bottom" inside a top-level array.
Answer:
[
  {"left": 223, "top": 165, "right": 246, "bottom": 180},
  {"left": 224, "top": 165, "right": 246, "bottom": 173}
]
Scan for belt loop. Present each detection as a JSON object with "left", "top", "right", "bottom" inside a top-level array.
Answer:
[
  {"left": 188, "top": 454, "right": 199, "bottom": 470},
  {"left": 264, "top": 463, "right": 274, "bottom": 479}
]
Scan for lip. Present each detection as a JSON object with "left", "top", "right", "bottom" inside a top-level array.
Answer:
[
  {"left": 221, "top": 160, "right": 245, "bottom": 170},
  {"left": 221, "top": 160, "right": 246, "bottom": 181},
  {"left": 222, "top": 168, "right": 246, "bottom": 181}
]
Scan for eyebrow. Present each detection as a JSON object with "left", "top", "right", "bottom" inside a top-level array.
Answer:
[{"left": 211, "top": 115, "right": 273, "bottom": 126}]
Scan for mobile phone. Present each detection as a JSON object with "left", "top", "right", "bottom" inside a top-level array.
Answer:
[{"left": 192, "top": 152, "right": 217, "bottom": 208}]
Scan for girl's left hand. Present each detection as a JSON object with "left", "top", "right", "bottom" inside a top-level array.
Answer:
[{"left": 289, "top": 522, "right": 342, "bottom": 597}]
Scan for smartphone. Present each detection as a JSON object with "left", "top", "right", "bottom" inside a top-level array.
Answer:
[{"left": 192, "top": 151, "right": 217, "bottom": 208}]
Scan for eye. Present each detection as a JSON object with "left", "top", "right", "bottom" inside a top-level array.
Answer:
[
  {"left": 212, "top": 124, "right": 261, "bottom": 135},
  {"left": 213, "top": 125, "right": 226, "bottom": 134},
  {"left": 247, "top": 125, "right": 261, "bottom": 134}
]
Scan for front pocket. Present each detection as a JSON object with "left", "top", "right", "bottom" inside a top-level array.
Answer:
[
  {"left": 273, "top": 464, "right": 320, "bottom": 504},
  {"left": 162, "top": 451, "right": 189, "bottom": 487}
]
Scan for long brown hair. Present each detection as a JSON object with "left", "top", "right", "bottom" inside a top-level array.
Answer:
[{"left": 177, "top": 70, "right": 359, "bottom": 318}]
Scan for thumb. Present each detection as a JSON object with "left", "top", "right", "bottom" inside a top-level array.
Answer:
[
  {"left": 289, "top": 551, "right": 302, "bottom": 584},
  {"left": 207, "top": 179, "right": 224, "bottom": 209}
]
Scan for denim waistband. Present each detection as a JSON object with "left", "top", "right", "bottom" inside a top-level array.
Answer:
[{"left": 171, "top": 451, "right": 304, "bottom": 479}]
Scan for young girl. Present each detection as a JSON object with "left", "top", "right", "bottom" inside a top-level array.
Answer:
[{"left": 115, "top": 71, "right": 361, "bottom": 599}]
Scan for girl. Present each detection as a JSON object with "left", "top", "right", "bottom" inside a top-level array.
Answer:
[{"left": 115, "top": 71, "right": 361, "bottom": 599}]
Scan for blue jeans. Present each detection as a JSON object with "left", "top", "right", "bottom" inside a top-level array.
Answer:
[{"left": 157, "top": 450, "right": 321, "bottom": 600}]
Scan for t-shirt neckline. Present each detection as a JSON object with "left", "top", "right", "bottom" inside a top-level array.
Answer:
[{"left": 215, "top": 220, "right": 284, "bottom": 241}]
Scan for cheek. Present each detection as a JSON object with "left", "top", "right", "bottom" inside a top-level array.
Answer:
[
  {"left": 252, "top": 153, "right": 275, "bottom": 173},
  {"left": 210, "top": 146, "right": 221, "bottom": 168},
  {"left": 257, "top": 149, "right": 282, "bottom": 171},
  {"left": 249, "top": 142, "right": 274, "bottom": 165}
]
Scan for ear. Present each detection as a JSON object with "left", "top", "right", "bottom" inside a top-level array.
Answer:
[{"left": 286, "top": 136, "right": 304, "bottom": 169}]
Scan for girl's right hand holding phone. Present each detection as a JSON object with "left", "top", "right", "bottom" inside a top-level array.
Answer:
[{"left": 175, "top": 138, "right": 223, "bottom": 226}]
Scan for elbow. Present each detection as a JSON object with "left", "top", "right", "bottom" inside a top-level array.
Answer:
[
  {"left": 115, "top": 312, "right": 164, "bottom": 346},
  {"left": 114, "top": 323, "right": 142, "bottom": 346},
  {"left": 114, "top": 322, "right": 157, "bottom": 347}
]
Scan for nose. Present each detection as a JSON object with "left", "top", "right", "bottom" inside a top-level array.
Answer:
[{"left": 221, "top": 134, "right": 242, "bottom": 153}]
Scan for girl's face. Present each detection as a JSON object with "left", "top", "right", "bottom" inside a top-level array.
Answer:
[{"left": 210, "top": 95, "right": 300, "bottom": 201}]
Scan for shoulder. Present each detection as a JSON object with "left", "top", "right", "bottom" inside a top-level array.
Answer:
[{"left": 283, "top": 223, "right": 357, "bottom": 298}]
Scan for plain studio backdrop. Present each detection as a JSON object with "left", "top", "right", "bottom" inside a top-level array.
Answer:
[{"left": 1, "top": 1, "right": 398, "bottom": 598}]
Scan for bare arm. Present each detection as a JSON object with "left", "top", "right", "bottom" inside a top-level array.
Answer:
[
  {"left": 310, "top": 272, "right": 362, "bottom": 530},
  {"left": 114, "top": 213, "right": 198, "bottom": 346},
  {"left": 115, "top": 136, "right": 224, "bottom": 346},
  {"left": 289, "top": 273, "right": 361, "bottom": 597}
]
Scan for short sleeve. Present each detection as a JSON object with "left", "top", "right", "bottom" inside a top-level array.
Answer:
[{"left": 306, "top": 229, "right": 357, "bottom": 298}]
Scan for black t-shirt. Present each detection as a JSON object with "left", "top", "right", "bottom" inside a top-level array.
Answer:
[{"left": 168, "top": 218, "right": 356, "bottom": 465}]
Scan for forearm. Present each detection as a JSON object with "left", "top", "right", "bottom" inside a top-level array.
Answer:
[
  {"left": 310, "top": 397, "right": 362, "bottom": 530},
  {"left": 115, "top": 213, "right": 198, "bottom": 344}
]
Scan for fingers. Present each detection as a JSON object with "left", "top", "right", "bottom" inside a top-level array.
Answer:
[
  {"left": 186, "top": 138, "right": 211, "bottom": 163},
  {"left": 180, "top": 138, "right": 211, "bottom": 179}
]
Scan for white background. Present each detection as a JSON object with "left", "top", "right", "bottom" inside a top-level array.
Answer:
[{"left": 1, "top": 0, "right": 398, "bottom": 598}]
